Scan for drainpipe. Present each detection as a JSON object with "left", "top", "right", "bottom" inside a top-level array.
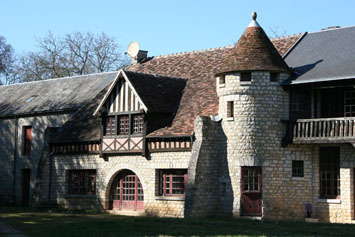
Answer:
[
  {"left": 12, "top": 116, "right": 18, "bottom": 205},
  {"left": 47, "top": 152, "right": 54, "bottom": 208}
]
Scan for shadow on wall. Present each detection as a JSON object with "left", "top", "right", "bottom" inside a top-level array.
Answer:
[{"left": 184, "top": 116, "right": 233, "bottom": 217}]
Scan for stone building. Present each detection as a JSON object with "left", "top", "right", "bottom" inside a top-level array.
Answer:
[{"left": 1, "top": 13, "right": 355, "bottom": 223}]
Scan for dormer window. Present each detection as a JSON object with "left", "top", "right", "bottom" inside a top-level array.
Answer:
[
  {"left": 270, "top": 72, "right": 279, "bottom": 82},
  {"left": 119, "top": 115, "right": 130, "bottom": 135},
  {"left": 240, "top": 72, "right": 251, "bottom": 82},
  {"left": 219, "top": 75, "right": 225, "bottom": 85}
]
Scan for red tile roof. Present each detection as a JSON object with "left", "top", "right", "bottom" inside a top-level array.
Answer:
[
  {"left": 128, "top": 34, "right": 302, "bottom": 136},
  {"left": 216, "top": 25, "right": 290, "bottom": 75}
]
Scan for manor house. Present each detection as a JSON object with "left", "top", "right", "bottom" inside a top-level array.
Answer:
[{"left": 1, "top": 13, "right": 355, "bottom": 223}]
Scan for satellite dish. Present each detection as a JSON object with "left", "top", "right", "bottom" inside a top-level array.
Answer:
[
  {"left": 210, "top": 114, "right": 222, "bottom": 122},
  {"left": 127, "top": 41, "right": 140, "bottom": 59}
]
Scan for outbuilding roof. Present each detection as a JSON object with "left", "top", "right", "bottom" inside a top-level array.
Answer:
[
  {"left": 0, "top": 72, "right": 116, "bottom": 117},
  {"left": 284, "top": 26, "right": 355, "bottom": 84}
]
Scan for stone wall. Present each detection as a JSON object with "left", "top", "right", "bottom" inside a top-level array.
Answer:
[
  {"left": 43, "top": 151, "right": 190, "bottom": 217},
  {"left": 0, "top": 113, "right": 72, "bottom": 206}
]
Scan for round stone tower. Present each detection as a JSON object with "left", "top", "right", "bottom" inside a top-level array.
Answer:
[{"left": 215, "top": 12, "right": 291, "bottom": 217}]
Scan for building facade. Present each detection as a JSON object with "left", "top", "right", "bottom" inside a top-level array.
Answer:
[{"left": 1, "top": 13, "right": 355, "bottom": 223}]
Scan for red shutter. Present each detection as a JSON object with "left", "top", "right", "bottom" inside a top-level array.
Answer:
[{"left": 24, "top": 127, "right": 32, "bottom": 155}]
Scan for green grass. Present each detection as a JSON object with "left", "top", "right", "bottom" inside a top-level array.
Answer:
[{"left": 1, "top": 207, "right": 355, "bottom": 236}]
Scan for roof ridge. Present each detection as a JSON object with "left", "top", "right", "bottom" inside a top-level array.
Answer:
[
  {"left": 270, "top": 32, "right": 304, "bottom": 40},
  {"left": 153, "top": 45, "right": 234, "bottom": 58},
  {"left": 307, "top": 25, "right": 355, "bottom": 35},
  {"left": 125, "top": 70, "right": 187, "bottom": 81},
  {"left": 1, "top": 71, "right": 118, "bottom": 88},
  {"left": 143, "top": 33, "right": 302, "bottom": 59}
]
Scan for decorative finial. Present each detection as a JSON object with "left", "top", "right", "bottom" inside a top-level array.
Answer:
[{"left": 252, "top": 12, "right": 257, "bottom": 21}]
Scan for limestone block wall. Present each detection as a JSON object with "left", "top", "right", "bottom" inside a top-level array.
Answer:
[
  {"left": 46, "top": 151, "right": 190, "bottom": 217},
  {"left": 217, "top": 72, "right": 290, "bottom": 217},
  {"left": 0, "top": 113, "right": 72, "bottom": 206}
]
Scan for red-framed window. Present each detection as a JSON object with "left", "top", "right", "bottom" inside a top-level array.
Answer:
[
  {"left": 119, "top": 115, "right": 130, "bottom": 135},
  {"left": 158, "top": 169, "right": 187, "bottom": 196},
  {"left": 320, "top": 147, "right": 340, "bottom": 199},
  {"left": 105, "top": 116, "right": 116, "bottom": 135},
  {"left": 132, "top": 115, "right": 144, "bottom": 134},
  {"left": 23, "top": 126, "right": 32, "bottom": 155},
  {"left": 241, "top": 167, "right": 262, "bottom": 193},
  {"left": 68, "top": 170, "right": 96, "bottom": 195}
]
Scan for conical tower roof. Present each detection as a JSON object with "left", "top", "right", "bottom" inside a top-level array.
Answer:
[{"left": 216, "top": 12, "right": 290, "bottom": 75}]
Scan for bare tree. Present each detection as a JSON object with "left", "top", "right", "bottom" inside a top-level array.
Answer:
[
  {"left": 13, "top": 31, "right": 129, "bottom": 82},
  {"left": 0, "top": 35, "right": 15, "bottom": 85},
  {"left": 269, "top": 25, "right": 288, "bottom": 38}
]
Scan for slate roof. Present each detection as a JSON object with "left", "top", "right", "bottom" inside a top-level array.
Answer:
[
  {"left": 122, "top": 71, "right": 186, "bottom": 113},
  {"left": 216, "top": 19, "right": 290, "bottom": 75},
  {"left": 128, "top": 35, "right": 301, "bottom": 137},
  {"left": 0, "top": 72, "right": 116, "bottom": 118},
  {"left": 284, "top": 26, "right": 355, "bottom": 84}
]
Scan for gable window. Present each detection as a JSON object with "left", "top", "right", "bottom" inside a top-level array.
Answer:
[
  {"left": 319, "top": 147, "right": 340, "bottom": 199},
  {"left": 23, "top": 126, "right": 32, "bottom": 155},
  {"left": 132, "top": 115, "right": 144, "bottom": 134},
  {"left": 105, "top": 116, "right": 116, "bottom": 135},
  {"left": 68, "top": 170, "right": 96, "bottom": 195},
  {"left": 240, "top": 72, "right": 251, "bottom": 82},
  {"left": 227, "top": 101, "right": 234, "bottom": 118},
  {"left": 292, "top": 160, "right": 304, "bottom": 177},
  {"left": 158, "top": 169, "right": 187, "bottom": 197},
  {"left": 270, "top": 72, "right": 279, "bottom": 82},
  {"left": 119, "top": 115, "right": 130, "bottom": 135}
]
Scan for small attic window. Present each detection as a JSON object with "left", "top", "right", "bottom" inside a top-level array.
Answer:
[
  {"left": 270, "top": 72, "right": 279, "bottom": 82},
  {"left": 240, "top": 72, "right": 251, "bottom": 82},
  {"left": 26, "top": 95, "right": 37, "bottom": 103},
  {"left": 219, "top": 75, "right": 225, "bottom": 85}
]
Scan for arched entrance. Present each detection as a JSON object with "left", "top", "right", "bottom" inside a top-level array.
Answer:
[{"left": 109, "top": 169, "right": 144, "bottom": 211}]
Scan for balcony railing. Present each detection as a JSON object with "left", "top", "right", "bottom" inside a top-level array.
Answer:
[{"left": 283, "top": 117, "right": 355, "bottom": 145}]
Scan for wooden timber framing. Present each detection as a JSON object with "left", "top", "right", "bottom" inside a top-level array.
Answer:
[
  {"left": 51, "top": 142, "right": 100, "bottom": 154},
  {"left": 147, "top": 136, "right": 192, "bottom": 152},
  {"left": 50, "top": 135, "right": 193, "bottom": 155}
]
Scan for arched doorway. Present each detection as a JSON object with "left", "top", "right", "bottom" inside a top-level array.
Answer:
[{"left": 109, "top": 169, "right": 144, "bottom": 211}]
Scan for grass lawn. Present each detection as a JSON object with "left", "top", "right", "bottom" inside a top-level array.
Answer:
[{"left": 1, "top": 207, "right": 355, "bottom": 236}]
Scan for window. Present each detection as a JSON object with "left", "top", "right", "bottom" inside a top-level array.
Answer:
[
  {"left": 105, "top": 116, "right": 116, "bottom": 135},
  {"left": 219, "top": 75, "right": 225, "bottom": 85},
  {"left": 119, "top": 115, "right": 130, "bottom": 135},
  {"left": 292, "top": 160, "right": 304, "bottom": 177},
  {"left": 158, "top": 169, "right": 187, "bottom": 196},
  {"left": 240, "top": 72, "right": 251, "bottom": 82},
  {"left": 23, "top": 126, "right": 32, "bottom": 155},
  {"left": 68, "top": 170, "right": 96, "bottom": 195},
  {"left": 270, "top": 72, "right": 279, "bottom": 82},
  {"left": 319, "top": 147, "right": 340, "bottom": 199},
  {"left": 291, "top": 91, "right": 308, "bottom": 113},
  {"left": 132, "top": 115, "right": 144, "bottom": 134},
  {"left": 227, "top": 101, "right": 234, "bottom": 118},
  {"left": 242, "top": 167, "right": 261, "bottom": 192},
  {"left": 344, "top": 90, "right": 355, "bottom": 117}
]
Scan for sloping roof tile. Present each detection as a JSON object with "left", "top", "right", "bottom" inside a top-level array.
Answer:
[{"left": 0, "top": 72, "right": 116, "bottom": 117}]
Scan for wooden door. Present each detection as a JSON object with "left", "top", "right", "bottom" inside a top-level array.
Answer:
[
  {"left": 241, "top": 167, "right": 262, "bottom": 216},
  {"left": 22, "top": 169, "right": 30, "bottom": 207},
  {"left": 111, "top": 170, "right": 144, "bottom": 211}
]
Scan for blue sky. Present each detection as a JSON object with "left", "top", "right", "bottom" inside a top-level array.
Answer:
[{"left": 1, "top": 0, "right": 355, "bottom": 57}]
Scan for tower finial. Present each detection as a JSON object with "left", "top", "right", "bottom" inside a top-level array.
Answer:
[{"left": 252, "top": 12, "right": 257, "bottom": 21}]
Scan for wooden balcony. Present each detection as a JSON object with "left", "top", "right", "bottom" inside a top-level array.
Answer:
[{"left": 283, "top": 117, "right": 355, "bottom": 145}]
